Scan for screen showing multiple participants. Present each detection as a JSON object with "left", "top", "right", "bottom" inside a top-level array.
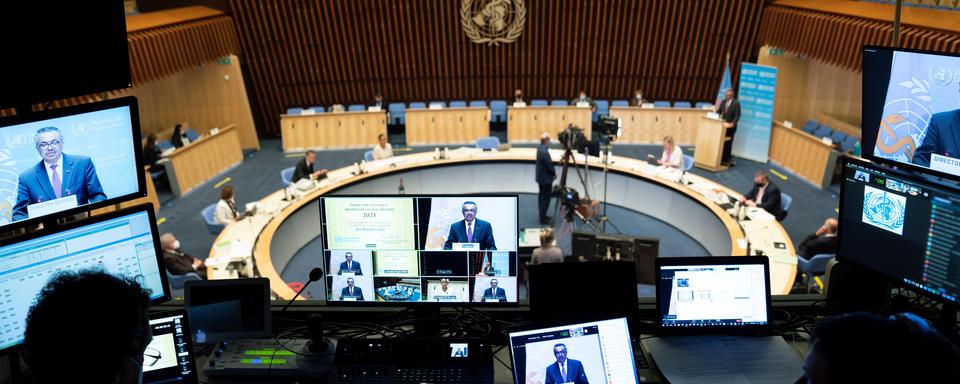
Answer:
[
  {"left": 0, "top": 210, "right": 166, "bottom": 351},
  {"left": 862, "top": 47, "right": 960, "bottom": 179},
  {"left": 508, "top": 318, "right": 639, "bottom": 384},
  {"left": 0, "top": 103, "right": 140, "bottom": 228},
  {"left": 657, "top": 264, "right": 769, "bottom": 327},
  {"left": 143, "top": 313, "right": 197, "bottom": 383},
  {"left": 839, "top": 160, "right": 960, "bottom": 303},
  {"left": 320, "top": 196, "right": 519, "bottom": 303}
]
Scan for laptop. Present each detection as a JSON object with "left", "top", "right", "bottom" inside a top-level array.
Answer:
[
  {"left": 507, "top": 316, "right": 659, "bottom": 384},
  {"left": 143, "top": 310, "right": 200, "bottom": 384}
]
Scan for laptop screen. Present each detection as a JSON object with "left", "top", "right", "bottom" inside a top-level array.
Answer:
[
  {"left": 143, "top": 311, "right": 198, "bottom": 384},
  {"left": 657, "top": 261, "right": 769, "bottom": 328},
  {"left": 508, "top": 317, "right": 639, "bottom": 384}
]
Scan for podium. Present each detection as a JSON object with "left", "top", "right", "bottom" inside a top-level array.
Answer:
[{"left": 694, "top": 115, "right": 728, "bottom": 171}]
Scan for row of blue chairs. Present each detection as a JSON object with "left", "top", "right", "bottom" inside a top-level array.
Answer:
[
  {"left": 155, "top": 128, "right": 202, "bottom": 151},
  {"left": 800, "top": 120, "right": 859, "bottom": 152}
]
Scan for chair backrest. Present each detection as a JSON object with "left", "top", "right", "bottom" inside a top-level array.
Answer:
[
  {"left": 780, "top": 192, "right": 793, "bottom": 212},
  {"left": 449, "top": 100, "right": 467, "bottom": 108},
  {"left": 201, "top": 203, "right": 224, "bottom": 235},
  {"left": 682, "top": 155, "right": 694, "bottom": 172},
  {"left": 694, "top": 101, "right": 713, "bottom": 109},
  {"left": 841, "top": 135, "right": 859, "bottom": 152},
  {"left": 531, "top": 99, "right": 548, "bottom": 106},
  {"left": 157, "top": 140, "right": 174, "bottom": 151},
  {"left": 476, "top": 136, "right": 501, "bottom": 150},
  {"left": 673, "top": 101, "right": 692, "bottom": 108},
  {"left": 814, "top": 124, "right": 833, "bottom": 138},
  {"left": 593, "top": 100, "right": 610, "bottom": 122},
  {"left": 802, "top": 120, "right": 818, "bottom": 134},
  {"left": 281, "top": 166, "right": 295, "bottom": 186},
  {"left": 469, "top": 100, "right": 487, "bottom": 108},
  {"left": 653, "top": 100, "right": 671, "bottom": 108},
  {"left": 286, "top": 107, "right": 303, "bottom": 115},
  {"left": 348, "top": 104, "right": 366, "bottom": 112},
  {"left": 830, "top": 130, "right": 848, "bottom": 143},
  {"left": 801, "top": 253, "right": 836, "bottom": 275},
  {"left": 550, "top": 99, "right": 568, "bottom": 106},
  {"left": 166, "top": 269, "right": 203, "bottom": 291},
  {"left": 611, "top": 100, "right": 630, "bottom": 107},
  {"left": 429, "top": 101, "right": 446, "bottom": 109},
  {"left": 409, "top": 102, "right": 427, "bottom": 109},
  {"left": 387, "top": 103, "right": 406, "bottom": 125},
  {"left": 490, "top": 100, "right": 507, "bottom": 122},
  {"left": 185, "top": 129, "right": 200, "bottom": 142},
  {"left": 309, "top": 106, "right": 325, "bottom": 113},
  {"left": 363, "top": 150, "right": 374, "bottom": 161}
]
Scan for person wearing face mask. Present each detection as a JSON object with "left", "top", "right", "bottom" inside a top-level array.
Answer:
[
  {"left": 513, "top": 88, "right": 525, "bottom": 106},
  {"left": 160, "top": 232, "right": 207, "bottom": 279},
  {"left": 570, "top": 89, "right": 596, "bottom": 112},
  {"left": 214, "top": 185, "right": 249, "bottom": 225},
  {"left": 630, "top": 89, "right": 648, "bottom": 106},
  {"left": 22, "top": 270, "right": 152, "bottom": 384},
  {"left": 738, "top": 170, "right": 785, "bottom": 220}
]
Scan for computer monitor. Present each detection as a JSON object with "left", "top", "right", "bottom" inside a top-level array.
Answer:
[
  {"left": 143, "top": 310, "right": 199, "bottom": 384},
  {"left": 570, "top": 231, "right": 659, "bottom": 284},
  {"left": 320, "top": 195, "right": 519, "bottom": 305},
  {"left": 0, "top": 204, "right": 169, "bottom": 352},
  {"left": 862, "top": 46, "right": 960, "bottom": 182},
  {"left": 0, "top": 96, "right": 146, "bottom": 230},
  {"left": 184, "top": 278, "right": 272, "bottom": 344},
  {"left": 838, "top": 156, "right": 960, "bottom": 304}
]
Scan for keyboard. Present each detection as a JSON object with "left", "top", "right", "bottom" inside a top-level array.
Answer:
[{"left": 332, "top": 339, "right": 493, "bottom": 384}]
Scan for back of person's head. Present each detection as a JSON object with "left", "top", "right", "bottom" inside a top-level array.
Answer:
[
  {"left": 540, "top": 227, "right": 555, "bottom": 247},
  {"left": 805, "top": 312, "right": 960, "bottom": 383},
  {"left": 221, "top": 185, "right": 234, "bottom": 200},
  {"left": 145, "top": 134, "right": 157, "bottom": 149},
  {"left": 24, "top": 270, "right": 151, "bottom": 384},
  {"left": 173, "top": 124, "right": 182, "bottom": 134}
]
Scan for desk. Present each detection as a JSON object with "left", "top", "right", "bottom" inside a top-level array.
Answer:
[
  {"left": 405, "top": 107, "right": 491, "bottom": 145},
  {"left": 507, "top": 106, "right": 592, "bottom": 143},
  {"left": 280, "top": 111, "right": 387, "bottom": 152},
  {"left": 214, "top": 149, "right": 797, "bottom": 300},
  {"left": 769, "top": 121, "right": 839, "bottom": 189},
  {"left": 608, "top": 106, "right": 713, "bottom": 145},
  {"left": 162, "top": 124, "right": 243, "bottom": 197}
]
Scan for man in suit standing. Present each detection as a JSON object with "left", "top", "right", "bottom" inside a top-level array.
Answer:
[
  {"left": 797, "top": 218, "right": 838, "bottom": 258},
  {"left": 912, "top": 107, "right": 960, "bottom": 167},
  {"left": 13, "top": 126, "right": 106, "bottom": 221},
  {"left": 160, "top": 233, "right": 207, "bottom": 279},
  {"left": 716, "top": 88, "right": 741, "bottom": 166},
  {"left": 292, "top": 150, "right": 328, "bottom": 183},
  {"left": 739, "top": 171, "right": 785, "bottom": 220},
  {"left": 340, "top": 278, "right": 364, "bottom": 301},
  {"left": 338, "top": 252, "right": 363, "bottom": 275},
  {"left": 545, "top": 343, "right": 589, "bottom": 384},
  {"left": 444, "top": 201, "right": 497, "bottom": 250},
  {"left": 537, "top": 133, "right": 556, "bottom": 224},
  {"left": 481, "top": 279, "right": 506, "bottom": 302}
]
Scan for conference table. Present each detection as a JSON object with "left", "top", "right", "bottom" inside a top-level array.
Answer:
[
  {"left": 208, "top": 148, "right": 797, "bottom": 301},
  {"left": 507, "top": 106, "right": 593, "bottom": 143},
  {"left": 279, "top": 110, "right": 387, "bottom": 152},
  {"left": 161, "top": 124, "right": 243, "bottom": 197},
  {"left": 405, "top": 107, "right": 491, "bottom": 145},
  {"left": 608, "top": 106, "right": 715, "bottom": 145}
]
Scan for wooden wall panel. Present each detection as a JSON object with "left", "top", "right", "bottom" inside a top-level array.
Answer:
[{"left": 230, "top": 0, "right": 767, "bottom": 136}]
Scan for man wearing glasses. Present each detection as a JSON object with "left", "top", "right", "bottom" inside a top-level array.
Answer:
[
  {"left": 13, "top": 126, "right": 106, "bottom": 220},
  {"left": 443, "top": 201, "right": 497, "bottom": 250}
]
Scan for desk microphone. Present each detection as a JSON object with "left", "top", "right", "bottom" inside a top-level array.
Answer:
[{"left": 280, "top": 267, "right": 323, "bottom": 312}]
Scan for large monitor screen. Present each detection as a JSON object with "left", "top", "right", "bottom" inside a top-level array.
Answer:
[
  {"left": 320, "top": 195, "right": 519, "bottom": 305},
  {"left": 0, "top": 205, "right": 169, "bottom": 352},
  {"left": 0, "top": 97, "right": 145, "bottom": 229},
  {"left": 862, "top": 46, "right": 960, "bottom": 181},
  {"left": 838, "top": 157, "right": 960, "bottom": 304}
]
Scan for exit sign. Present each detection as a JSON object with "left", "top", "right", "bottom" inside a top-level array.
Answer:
[
  {"left": 768, "top": 47, "right": 784, "bottom": 56},
  {"left": 217, "top": 57, "right": 232, "bottom": 65}
]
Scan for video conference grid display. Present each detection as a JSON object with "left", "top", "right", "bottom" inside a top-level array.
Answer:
[
  {"left": 319, "top": 196, "right": 519, "bottom": 303},
  {"left": 839, "top": 161, "right": 960, "bottom": 303},
  {"left": 863, "top": 47, "right": 960, "bottom": 179},
  {"left": 657, "top": 264, "right": 769, "bottom": 327},
  {"left": 0, "top": 103, "right": 141, "bottom": 228},
  {"left": 509, "top": 318, "right": 639, "bottom": 384},
  {"left": 0, "top": 210, "right": 165, "bottom": 350}
]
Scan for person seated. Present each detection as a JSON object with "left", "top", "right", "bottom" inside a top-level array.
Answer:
[
  {"left": 738, "top": 171, "right": 784, "bottom": 220},
  {"left": 293, "top": 150, "right": 328, "bottom": 183},
  {"left": 531, "top": 227, "right": 563, "bottom": 265},
  {"left": 372, "top": 134, "right": 394, "bottom": 160},
  {"left": 798, "top": 312, "right": 959, "bottom": 383},
  {"left": 630, "top": 89, "right": 648, "bottom": 106},
  {"left": 214, "top": 185, "right": 249, "bottom": 225},
  {"left": 514, "top": 88, "right": 525, "bottom": 105},
  {"left": 143, "top": 134, "right": 162, "bottom": 170},
  {"left": 657, "top": 135, "right": 684, "bottom": 169},
  {"left": 371, "top": 93, "right": 384, "bottom": 109},
  {"left": 797, "top": 218, "right": 838, "bottom": 258},
  {"left": 570, "top": 90, "right": 596, "bottom": 112},
  {"left": 170, "top": 124, "right": 188, "bottom": 148},
  {"left": 160, "top": 233, "right": 207, "bottom": 279},
  {"left": 22, "top": 270, "right": 152, "bottom": 384}
]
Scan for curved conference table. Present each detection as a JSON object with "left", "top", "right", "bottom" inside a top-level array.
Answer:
[{"left": 209, "top": 148, "right": 797, "bottom": 301}]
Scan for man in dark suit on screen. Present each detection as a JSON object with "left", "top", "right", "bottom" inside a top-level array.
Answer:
[
  {"left": 480, "top": 279, "right": 506, "bottom": 302},
  {"left": 912, "top": 108, "right": 960, "bottom": 168},
  {"left": 443, "top": 201, "right": 497, "bottom": 250},
  {"left": 340, "top": 278, "right": 364, "bottom": 301},
  {"left": 338, "top": 251, "right": 363, "bottom": 275},
  {"left": 739, "top": 171, "right": 786, "bottom": 221},
  {"left": 537, "top": 133, "right": 556, "bottom": 225},
  {"left": 13, "top": 126, "right": 106, "bottom": 221},
  {"left": 545, "top": 343, "right": 588, "bottom": 384},
  {"left": 716, "top": 88, "right": 741, "bottom": 166}
]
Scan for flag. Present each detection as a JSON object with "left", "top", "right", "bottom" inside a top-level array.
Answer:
[{"left": 716, "top": 55, "right": 732, "bottom": 102}]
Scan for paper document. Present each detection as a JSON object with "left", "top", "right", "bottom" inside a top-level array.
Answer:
[{"left": 645, "top": 336, "right": 804, "bottom": 384}]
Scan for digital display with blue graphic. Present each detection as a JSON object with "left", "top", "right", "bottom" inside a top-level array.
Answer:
[
  {"left": 732, "top": 63, "right": 778, "bottom": 162},
  {"left": 838, "top": 157, "right": 960, "bottom": 304},
  {"left": 0, "top": 97, "right": 144, "bottom": 228},
  {"left": 863, "top": 46, "right": 960, "bottom": 180}
]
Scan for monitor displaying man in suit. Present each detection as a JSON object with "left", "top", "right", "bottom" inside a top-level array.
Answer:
[
  {"left": 340, "top": 277, "right": 364, "bottom": 301},
  {"left": 545, "top": 343, "right": 589, "bottom": 384},
  {"left": 444, "top": 201, "right": 497, "bottom": 250},
  {"left": 739, "top": 171, "right": 785, "bottom": 220},
  {"left": 912, "top": 107, "right": 960, "bottom": 168},
  {"left": 338, "top": 251, "right": 363, "bottom": 275},
  {"left": 13, "top": 126, "right": 106, "bottom": 221},
  {"left": 481, "top": 278, "right": 506, "bottom": 302}
]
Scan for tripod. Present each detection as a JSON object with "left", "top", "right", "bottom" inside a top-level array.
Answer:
[
  {"left": 551, "top": 145, "right": 600, "bottom": 237},
  {"left": 597, "top": 140, "right": 622, "bottom": 234}
]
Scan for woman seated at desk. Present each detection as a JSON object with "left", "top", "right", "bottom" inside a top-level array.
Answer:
[
  {"left": 657, "top": 135, "right": 684, "bottom": 169},
  {"left": 214, "top": 185, "right": 248, "bottom": 225},
  {"left": 531, "top": 228, "right": 563, "bottom": 264},
  {"left": 170, "top": 124, "right": 190, "bottom": 148}
]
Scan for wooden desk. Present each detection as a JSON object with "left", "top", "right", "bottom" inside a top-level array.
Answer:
[
  {"left": 769, "top": 121, "right": 839, "bottom": 189},
  {"left": 508, "top": 106, "right": 593, "bottom": 143},
  {"left": 694, "top": 116, "right": 729, "bottom": 172},
  {"left": 280, "top": 111, "right": 387, "bottom": 152},
  {"left": 609, "top": 107, "right": 712, "bottom": 145},
  {"left": 405, "top": 107, "right": 490, "bottom": 145},
  {"left": 163, "top": 124, "right": 243, "bottom": 197}
]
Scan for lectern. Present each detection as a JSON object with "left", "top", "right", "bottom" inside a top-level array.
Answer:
[{"left": 694, "top": 115, "right": 728, "bottom": 171}]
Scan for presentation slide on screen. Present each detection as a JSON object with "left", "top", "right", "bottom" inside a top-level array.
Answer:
[
  {"left": 0, "top": 106, "right": 139, "bottom": 226},
  {"left": 873, "top": 51, "right": 960, "bottom": 176},
  {"left": 324, "top": 198, "right": 415, "bottom": 250},
  {"left": 373, "top": 250, "right": 419, "bottom": 276},
  {"left": 422, "top": 197, "right": 517, "bottom": 251},
  {"left": 663, "top": 266, "right": 767, "bottom": 323}
]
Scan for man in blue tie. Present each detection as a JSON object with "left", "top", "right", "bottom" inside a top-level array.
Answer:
[
  {"left": 545, "top": 343, "right": 588, "bottom": 384},
  {"left": 443, "top": 201, "right": 497, "bottom": 250},
  {"left": 339, "top": 277, "right": 364, "bottom": 301}
]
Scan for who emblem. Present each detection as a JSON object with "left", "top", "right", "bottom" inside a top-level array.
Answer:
[{"left": 461, "top": 0, "right": 526, "bottom": 46}]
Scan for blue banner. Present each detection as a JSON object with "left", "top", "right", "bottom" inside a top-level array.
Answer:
[{"left": 732, "top": 63, "right": 777, "bottom": 163}]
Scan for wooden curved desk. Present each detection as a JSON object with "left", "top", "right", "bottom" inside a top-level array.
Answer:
[{"left": 211, "top": 148, "right": 796, "bottom": 300}]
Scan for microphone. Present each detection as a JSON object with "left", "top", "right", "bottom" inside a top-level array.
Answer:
[{"left": 280, "top": 267, "right": 323, "bottom": 312}]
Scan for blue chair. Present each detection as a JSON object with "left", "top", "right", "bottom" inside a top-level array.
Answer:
[
  {"left": 286, "top": 107, "right": 303, "bottom": 115},
  {"left": 348, "top": 104, "right": 366, "bottom": 112},
  {"left": 797, "top": 253, "right": 835, "bottom": 293},
  {"left": 429, "top": 101, "right": 446, "bottom": 109},
  {"left": 202, "top": 203, "right": 224, "bottom": 235},
  {"left": 695, "top": 101, "right": 713, "bottom": 109},
  {"left": 841, "top": 136, "right": 859, "bottom": 152},
  {"left": 469, "top": 100, "right": 487, "bottom": 108},
  {"left": 673, "top": 101, "right": 692, "bottom": 109},
  {"left": 830, "top": 130, "right": 848, "bottom": 144},
  {"left": 653, "top": 101, "right": 671, "bottom": 108},
  {"left": 813, "top": 125, "right": 833, "bottom": 138},
  {"left": 281, "top": 166, "right": 295, "bottom": 187},
  {"left": 157, "top": 140, "right": 174, "bottom": 151},
  {"left": 388, "top": 103, "right": 406, "bottom": 125},
  {"left": 682, "top": 155, "right": 694, "bottom": 172},
  {"left": 166, "top": 269, "right": 202, "bottom": 299},
  {"left": 594, "top": 100, "right": 610, "bottom": 122},
  {"left": 409, "top": 102, "right": 427, "bottom": 109},
  {"left": 490, "top": 100, "right": 507, "bottom": 123},
  {"left": 308, "top": 106, "right": 325, "bottom": 113},
  {"left": 802, "top": 120, "right": 818, "bottom": 135},
  {"left": 778, "top": 192, "right": 792, "bottom": 221},
  {"left": 551, "top": 100, "right": 569, "bottom": 106},
  {"left": 450, "top": 100, "right": 467, "bottom": 108},
  {"left": 611, "top": 100, "right": 630, "bottom": 107},
  {"left": 363, "top": 150, "right": 374, "bottom": 161},
  {"left": 476, "top": 136, "right": 501, "bottom": 150},
  {"left": 531, "top": 99, "right": 548, "bottom": 106},
  {"left": 185, "top": 129, "right": 201, "bottom": 142}
]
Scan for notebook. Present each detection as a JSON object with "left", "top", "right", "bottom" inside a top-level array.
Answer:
[{"left": 143, "top": 310, "right": 199, "bottom": 384}]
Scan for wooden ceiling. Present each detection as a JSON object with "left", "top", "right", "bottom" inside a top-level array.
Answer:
[{"left": 230, "top": 0, "right": 766, "bottom": 136}]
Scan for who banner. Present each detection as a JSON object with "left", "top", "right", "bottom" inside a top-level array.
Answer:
[{"left": 732, "top": 63, "right": 778, "bottom": 163}]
